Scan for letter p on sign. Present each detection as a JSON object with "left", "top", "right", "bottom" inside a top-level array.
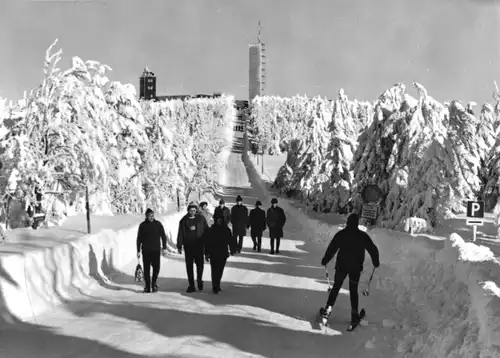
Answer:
[{"left": 466, "top": 201, "right": 484, "bottom": 218}]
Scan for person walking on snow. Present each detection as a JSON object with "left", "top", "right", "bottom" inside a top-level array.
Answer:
[
  {"left": 177, "top": 203, "right": 209, "bottom": 293},
  {"left": 199, "top": 201, "right": 213, "bottom": 226},
  {"left": 136, "top": 208, "right": 168, "bottom": 293},
  {"left": 320, "top": 213, "right": 380, "bottom": 326},
  {"left": 205, "top": 213, "right": 236, "bottom": 294},
  {"left": 266, "top": 198, "right": 286, "bottom": 255},
  {"left": 231, "top": 195, "right": 248, "bottom": 253},
  {"left": 247, "top": 200, "right": 266, "bottom": 252},
  {"left": 214, "top": 199, "right": 231, "bottom": 226}
]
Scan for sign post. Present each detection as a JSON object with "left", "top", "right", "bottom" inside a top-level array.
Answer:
[
  {"left": 466, "top": 200, "right": 485, "bottom": 242},
  {"left": 359, "top": 184, "right": 383, "bottom": 228},
  {"left": 361, "top": 203, "right": 378, "bottom": 227}
]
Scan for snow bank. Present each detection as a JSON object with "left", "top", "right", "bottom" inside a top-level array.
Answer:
[
  {"left": 0, "top": 211, "right": 184, "bottom": 324},
  {"left": 373, "top": 231, "right": 500, "bottom": 357}
]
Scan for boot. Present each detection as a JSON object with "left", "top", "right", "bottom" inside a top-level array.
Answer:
[
  {"left": 197, "top": 280, "right": 204, "bottom": 291},
  {"left": 152, "top": 283, "right": 158, "bottom": 293},
  {"left": 186, "top": 286, "right": 196, "bottom": 293},
  {"left": 350, "top": 311, "right": 361, "bottom": 325},
  {"left": 143, "top": 287, "right": 151, "bottom": 293}
]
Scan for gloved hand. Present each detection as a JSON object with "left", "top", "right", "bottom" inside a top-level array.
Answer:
[
  {"left": 321, "top": 258, "right": 327, "bottom": 266},
  {"left": 137, "top": 252, "right": 141, "bottom": 259},
  {"left": 374, "top": 262, "right": 380, "bottom": 268},
  {"left": 177, "top": 247, "right": 182, "bottom": 255},
  {"left": 205, "top": 254, "right": 210, "bottom": 262},
  {"left": 162, "top": 249, "right": 167, "bottom": 257}
]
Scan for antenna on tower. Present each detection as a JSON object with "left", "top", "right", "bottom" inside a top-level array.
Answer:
[{"left": 257, "top": 20, "right": 262, "bottom": 44}]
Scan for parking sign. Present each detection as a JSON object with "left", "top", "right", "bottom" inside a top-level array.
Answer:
[{"left": 466, "top": 201, "right": 484, "bottom": 218}]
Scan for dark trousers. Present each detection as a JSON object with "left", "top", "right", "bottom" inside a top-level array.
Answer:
[
  {"left": 142, "top": 250, "right": 161, "bottom": 289},
  {"left": 184, "top": 245, "right": 204, "bottom": 287},
  {"left": 210, "top": 257, "right": 227, "bottom": 290},
  {"left": 233, "top": 231, "right": 244, "bottom": 251},
  {"left": 251, "top": 231, "right": 263, "bottom": 251},
  {"left": 270, "top": 235, "right": 281, "bottom": 252},
  {"left": 326, "top": 269, "right": 361, "bottom": 314}
]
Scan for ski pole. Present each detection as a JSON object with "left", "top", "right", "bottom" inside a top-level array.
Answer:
[
  {"left": 363, "top": 267, "right": 376, "bottom": 296},
  {"left": 324, "top": 266, "right": 332, "bottom": 292}
]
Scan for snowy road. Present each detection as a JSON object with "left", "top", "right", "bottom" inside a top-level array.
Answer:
[{"left": 0, "top": 140, "right": 403, "bottom": 358}]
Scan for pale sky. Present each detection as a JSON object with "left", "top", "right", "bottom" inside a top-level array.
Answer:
[{"left": 1, "top": 0, "right": 500, "bottom": 105}]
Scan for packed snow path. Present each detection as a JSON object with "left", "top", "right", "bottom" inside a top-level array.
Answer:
[{"left": 0, "top": 137, "right": 402, "bottom": 358}]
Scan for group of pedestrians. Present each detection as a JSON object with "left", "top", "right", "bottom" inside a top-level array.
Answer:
[
  {"left": 136, "top": 196, "right": 287, "bottom": 294},
  {"left": 135, "top": 198, "right": 382, "bottom": 328}
]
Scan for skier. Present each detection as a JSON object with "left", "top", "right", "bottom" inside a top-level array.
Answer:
[
  {"left": 177, "top": 203, "right": 210, "bottom": 293},
  {"left": 136, "top": 208, "right": 168, "bottom": 293},
  {"left": 319, "top": 213, "right": 380, "bottom": 327},
  {"left": 231, "top": 195, "right": 248, "bottom": 253},
  {"left": 198, "top": 201, "right": 213, "bottom": 226},
  {"left": 205, "top": 213, "right": 236, "bottom": 294},
  {"left": 247, "top": 200, "right": 266, "bottom": 252},
  {"left": 214, "top": 199, "right": 231, "bottom": 226},
  {"left": 266, "top": 198, "right": 286, "bottom": 255}
]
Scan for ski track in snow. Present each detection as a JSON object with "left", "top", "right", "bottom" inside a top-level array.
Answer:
[{"left": 0, "top": 135, "right": 403, "bottom": 358}]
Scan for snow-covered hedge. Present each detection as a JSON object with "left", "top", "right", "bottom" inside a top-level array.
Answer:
[
  {"left": 0, "top": 40, "right": 235, "bottom": 228},
  {"left": 250, "top": 82, "right": 500, "bottom": 230}
]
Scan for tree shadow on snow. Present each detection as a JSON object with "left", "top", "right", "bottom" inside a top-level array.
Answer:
[
  {"left": 218, "top": 185, "right": 259, "bottom": 206},
  {"left": 231, "top": 137, "right": 245, "bottom": 154},
  {"left": 0, "top": 259, "right": 157, "bottom": 358},
  {"left": 0, "top": 322, "right": 162, "bottom": 358},
  {"left": 88, "top": 244, "right": 142, "bottom": 293},
  {"left": 109, "top": 272, "right": 350, "bottom": 326},
  {"left": 61, "top": 290, "right": 346, "bottom": 357}
]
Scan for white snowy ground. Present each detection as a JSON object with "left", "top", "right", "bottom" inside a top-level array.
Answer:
[
  {"left": 251, "top": 153, "right": 500, "bottom": 357},
  {"left": 0, "top": 136, "right": 404, "bottom": 358}
]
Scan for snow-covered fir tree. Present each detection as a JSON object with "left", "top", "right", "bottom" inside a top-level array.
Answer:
[
  {"left": 395, "top": 99, "right": 483, "bottom": 228},
  {"left": 289, "top": 97, "right": 331, "bottom": 206}
]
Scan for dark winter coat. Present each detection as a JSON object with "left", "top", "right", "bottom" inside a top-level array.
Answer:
[
  {"left": 205, "top": 223, "right": 234, "bottom": 259},
  {"left": 136, "top": 219, "right": 167, "bottom": 253},
  {"left": 321, "top": 214, "right": 380, "bottom": 273},
  {"left": 177, "top": 214, "right": 209, "bottom": 250},
  {"left": 231, "top": 204, "right": 248, "bottom": 236},
  {"left": 266, "top": 206, "right": 286, "bottom": 238},
  {"left": 214, "top": 206, "right": 231, "bottom": 226},
  {"left": 248, "top": 207, "right": 266, "bottom": 235}
]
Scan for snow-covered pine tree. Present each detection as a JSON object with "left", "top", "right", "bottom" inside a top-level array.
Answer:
[
  {"left": 351, "top": 82, "right": 410, "bottom": 212},
  {"left": 477, "top": 103, "right": 497, "bottom": 211},
  {"left": 272, "top": 96, "right": 317, "bottom": 194},
  {"left": 482, "top": 90, "right": 500, "bottom": 218},
  {"left": 315, "top": 89, "right": 360, "bottom": 213},
  {"left": 182, "top": 96, "right": 235, "bottom": 203},
  {"left": 0, "top": 40, "right": 120, "bottom": 225},
  {"left": 395, "top": 99, "right": 483, "bottom": 228},
  {"left": 248, "top": 96, "right": 276, "bottom": 160},
  {"left": 291, "top": 96, "right": 331, "bottom": 209}
]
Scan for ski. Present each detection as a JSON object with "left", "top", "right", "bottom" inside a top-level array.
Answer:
[{"left": 346, "top": 308, "right": 366, "bottom": 332}]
